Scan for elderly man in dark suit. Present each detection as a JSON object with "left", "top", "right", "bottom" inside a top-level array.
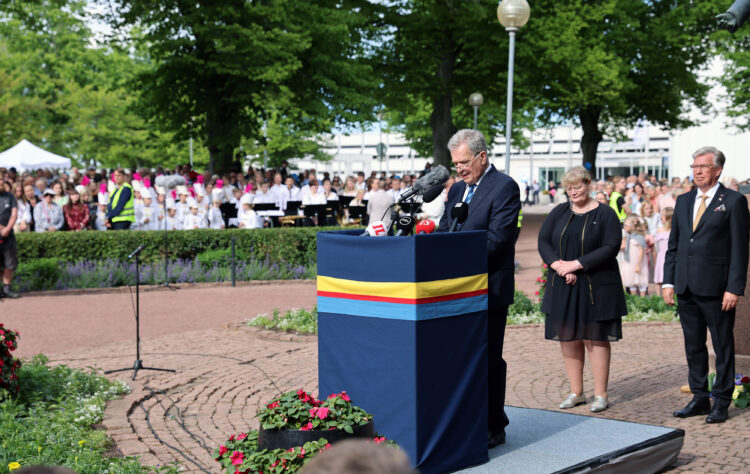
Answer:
[
  {"left": 438, "top": 129, "right": 520, "bottom": 447},
  {"left": 663, "top": 146, "right": 749, "bottom": 423}
]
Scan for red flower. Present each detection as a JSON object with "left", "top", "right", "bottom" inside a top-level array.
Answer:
[
  {"left": 297, "top": 389, "right": 312, "bottom": 403},
  {"left": 229, "top": 434, "right": 235, "bottom": 441},
  {"left": 316, "top": 407, "right": 330, "bottom": 420},
  {"left": 299, "top": 448, "right": 306, "bottom": 458},
  {"left": 237, "top": 432, "right": 247, "bottom": 440},
  {"left": 742, "top": 376, "right": 750, "bottom": 384},
  {"left": 219, "top": 446, "right": 228, "bottom": 456},
  {"left": 230, "top": 451, "right": 244, "bottom": 466},
  {"left": 309, "top": 407, "right": 317, "bottom": 417},
  {"left": 300, "top": 422, "right": 314, "bottom": 431},
  {"left": 534, "top": 291, "right": 539, "bottom": 296},
  {"left": 340, "top": 391, "right": 351, "bottom": 402},
  {"left": 266, "top": 401, "right": 279, "bottom": 409},
  {"left": 325, "top": 443, "right": 332, "bottom": 450}
]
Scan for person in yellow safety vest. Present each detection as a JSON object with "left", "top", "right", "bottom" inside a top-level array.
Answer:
[
  {"left": 514, "top": 208, "right": 523, "bottom": 244},
  {"left": 609, "top": 176, "right": 628, "bottom": 223},
  {"left": 107, "top": 168, "right": 135, "bottom": 230}
]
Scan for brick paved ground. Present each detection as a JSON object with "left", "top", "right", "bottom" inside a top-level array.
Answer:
[
  {"left": 5, "top": 206, "right": 748, "bottom": 473},
  {"left": 47, "top": 321, "right": 748, "bottom": 473}
]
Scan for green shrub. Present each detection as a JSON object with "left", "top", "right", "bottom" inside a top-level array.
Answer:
[
  {"left": 196, "top": 247, "right": 248, "bottom": 266},
  {"left": 625, "top": 293, "right": 677, "bottom": 315},
  {"left": 13, "top": 258, "right": 62, "bottom": 291},
  {"left": 509, "top": 289, "right": 539, "bottom": 315},
  {"left": 16, "top": 227, "right": 336, "bottom": 266}
]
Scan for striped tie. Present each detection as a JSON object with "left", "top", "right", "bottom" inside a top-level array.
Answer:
[{"left": 465, "top": 184, "right": 477, "bottom": 204}]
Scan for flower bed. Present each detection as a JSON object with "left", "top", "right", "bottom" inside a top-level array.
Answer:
[
  {"left": 0, "top": 354, "right": 177, "bottom": 473},
  {"left": 213, "top": 389, "right": 394, "bottom": 474},
  {"left": 12, "top": 258, "right": 315, "bottom": 293},
  {"left": 0, "top": 325, "right": 20, "bottom": 395}
]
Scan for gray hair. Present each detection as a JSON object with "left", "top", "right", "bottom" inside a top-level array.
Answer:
[
  {"left": 447, "top": 129, "right": 488, "bottom": 155},
  {"left": 561, "top": 166, "right": 592, "bottom": 189},
  {"left": 692, "top": 146, "right": 725, "bottom": 168}
]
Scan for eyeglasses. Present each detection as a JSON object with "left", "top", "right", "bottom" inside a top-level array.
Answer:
[
  {"left": 455, "top": 151, "right": 483, "bottom": 170},
  {"left": 689, "top": 164, "right": 714, "bottom": 170}
]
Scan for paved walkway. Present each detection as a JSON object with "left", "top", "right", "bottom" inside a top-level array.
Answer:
[{"left": 3, "top": 206, "right": 748, "bottom": 473}]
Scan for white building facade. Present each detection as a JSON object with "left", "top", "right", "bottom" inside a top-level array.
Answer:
[{"left": 292, "top": 120, "right": 749, "bottom": 188}]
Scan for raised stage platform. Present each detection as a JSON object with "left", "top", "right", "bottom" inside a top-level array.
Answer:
[{"left": 460, "top": 406, "right": 684, "bottom": 473}]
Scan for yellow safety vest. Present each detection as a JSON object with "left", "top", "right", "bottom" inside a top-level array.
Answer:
[
  {"left": 609, "top": 191, "right": 626, "bottom": 222},
  {"left": 110, "top": 182, "right": 135, "bottom": 223}
]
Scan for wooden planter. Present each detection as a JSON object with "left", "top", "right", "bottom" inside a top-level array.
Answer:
[{"left": 258, "top": 421, "right": 375, "bottom": 451}]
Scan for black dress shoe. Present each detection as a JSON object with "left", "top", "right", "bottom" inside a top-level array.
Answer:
[
  {"left": 673, "top": 398, "right": 711, "bottom": 418},
  {"left": 705, "top": 404, "right": 729, "bottom": 424},
  {"left": 488, "top": 430, "right": 505, "bottom": 448}
]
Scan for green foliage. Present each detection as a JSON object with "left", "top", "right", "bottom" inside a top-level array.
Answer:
[
  {"left": 110, "top": 0, "right": 380, "bottom": 173},
  {"left": 249, "top": 307, "right": 319, "bottom": 335},
  {"left": 520, "top": 0, "right": 722, "bottom": 173},
  {"left": 624, "top": 293, "right": 677, "bottom": 318},
  {"left": 0, "top": 0, "right": 185, "bottom": 169},
  {"left": 377, "top": 0, "right": 536, "bottom": 167},
  {"left": 718, "top": 32, "right": 750, "bottom": 130},
  {"left": 13, "top": 258, "right": 62, "bottom": 291},
  {"left": 259, "top": 389, "right": 371, "bottom": 432},
  {"left": 509, "top": 289, "right": 538, "bottom": 316},
  {"left": 213, "top": 430, "right": 330, "bottom": 474},
  {"left": 195, "top": 247, "right": 248, "bottom": 267},
  {"left": 0, "top": 355, "right": 177, "bottom": 473},
  {"left": 16, "top": 227, "right": 327, "bottom": 266}
]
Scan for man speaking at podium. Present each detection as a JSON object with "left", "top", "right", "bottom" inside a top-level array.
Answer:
[{"left": 438, "top": 129, "right": 521, "bottom": 447}]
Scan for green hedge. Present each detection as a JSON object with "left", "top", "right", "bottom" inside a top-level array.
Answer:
[{"left": 16, "top": 227, "right": 340, "bottom": 265}]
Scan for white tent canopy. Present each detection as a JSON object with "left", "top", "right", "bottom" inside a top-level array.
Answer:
[{"left": 0, "top": 139, "right": 72, "bottom": 171}]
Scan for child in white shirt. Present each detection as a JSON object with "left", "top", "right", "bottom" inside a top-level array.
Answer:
[{"left": 209, "top": 189, "right": 225, "bottom": 229}]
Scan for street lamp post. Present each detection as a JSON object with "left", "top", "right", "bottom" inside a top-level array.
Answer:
[
  {"left": 497, "top": 0, "right": 530, "bottom": 174},
  {"left": 469, "top": 92, "right": 484, "bottom": 130},
  {"left": 188, "top": 119, "right": 194, "bottom": 168}
]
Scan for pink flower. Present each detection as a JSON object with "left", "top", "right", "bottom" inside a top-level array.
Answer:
[
  {"left": 219, "top": 446, "right": 228, "bottom": 456},
  {"left": 229, "top": 435, "right": 235, "bottom": 441},
  {"left": 340, "top": 392, "right": 351, "bottom": 402},
  {"left": 324, "top": 443, "right": 332, "bottom": 450},
  {"left": 309, "top": 407, "right": 317, "bottom": 417},
  {"left": 534, "top": 291, "right": 539, "bottom": 296},
  {"left": 316, "top": 407, "right": 330, "bottom": 420},
  {"left": 237, "top": 432, "right": 247, "bottom": 440},
  {"left": 230, "top": 451, "right": 244, "bottom": 466},
  {"left": 300, "top": 422, "right": 314, "bottom": 431}
]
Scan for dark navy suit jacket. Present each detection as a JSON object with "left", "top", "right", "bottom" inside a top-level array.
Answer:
[
  {"left": 663, "top": 183, "right": 749, "bottom": 297},
  {"left": 438, "top": 165, "right": 520, "bottom": 308}
]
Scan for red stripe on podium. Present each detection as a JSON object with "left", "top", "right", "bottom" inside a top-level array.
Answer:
[{"left": 316, "top": 288, "right": 488, "bottom": 305}]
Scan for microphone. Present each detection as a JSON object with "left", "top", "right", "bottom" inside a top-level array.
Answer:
[
  {"left": 449, "top": 202, "right": 469, "bottom": 232},
  {"left": 397, "top": 165, "right": 449, "bottom": 203},
  {"left": 155, "top": 175, "right": 187, "bottom": 190},
  {"left": 360, "top": 221, "right": 388, "bottom": 236},
  {"left": 421, "top": 184, "right": 443, "bottom": 204},
  {"left": 395, "top": 216, "right": 415, "bottom": 236},
  {"left": 415, "top": 219, "right": 435, "bottom": 234},
  {"left": 127, "top": 244, "right": 145, "bottom": 260}
]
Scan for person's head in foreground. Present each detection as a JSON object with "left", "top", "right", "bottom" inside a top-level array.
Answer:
[{"left": 299, "top": 439, "right": 415, "bottom": 474}]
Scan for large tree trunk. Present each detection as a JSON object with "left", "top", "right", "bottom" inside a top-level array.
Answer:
[
  {"left": 429, "top": 48, "right": 457, "bottom": 169},
  {"left": 205, "top": 97, "right": 239, "bottom": 175},
  {"left": 579, "top": 108, "right": 603, "bottom": 178}
]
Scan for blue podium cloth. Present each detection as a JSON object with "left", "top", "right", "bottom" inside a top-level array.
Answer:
[{"left": 318, "top": 230, "right": 489, "bottom": 473}]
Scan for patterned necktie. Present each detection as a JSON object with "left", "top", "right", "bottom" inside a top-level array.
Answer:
[
  {"left": 693, "top": 195, "right": 708, "bottom": 231},
  {"left": 465, "top": 184, "right": 477, "bottom": 204}
]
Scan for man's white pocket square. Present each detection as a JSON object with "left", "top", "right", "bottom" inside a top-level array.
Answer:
[{"left": 715, "top": 204, "right": 727, "bottom": 212}]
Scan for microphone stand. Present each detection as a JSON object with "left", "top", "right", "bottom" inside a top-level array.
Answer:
[{"left": 106, "top": 245, "right": 175, "bottom": 380}]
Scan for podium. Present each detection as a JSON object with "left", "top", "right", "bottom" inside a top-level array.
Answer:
[{"left": 317, "top": 230, "right": 489, "bottom": 473}]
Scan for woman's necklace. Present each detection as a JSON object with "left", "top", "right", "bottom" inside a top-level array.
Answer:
[{"left": 570, "top": 198, "right": 596, "bottom": 215}]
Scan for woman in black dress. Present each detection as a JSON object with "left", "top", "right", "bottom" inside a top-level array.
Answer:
[{"left": 538, "top": 166, "right": 627, "bottom": 413}]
